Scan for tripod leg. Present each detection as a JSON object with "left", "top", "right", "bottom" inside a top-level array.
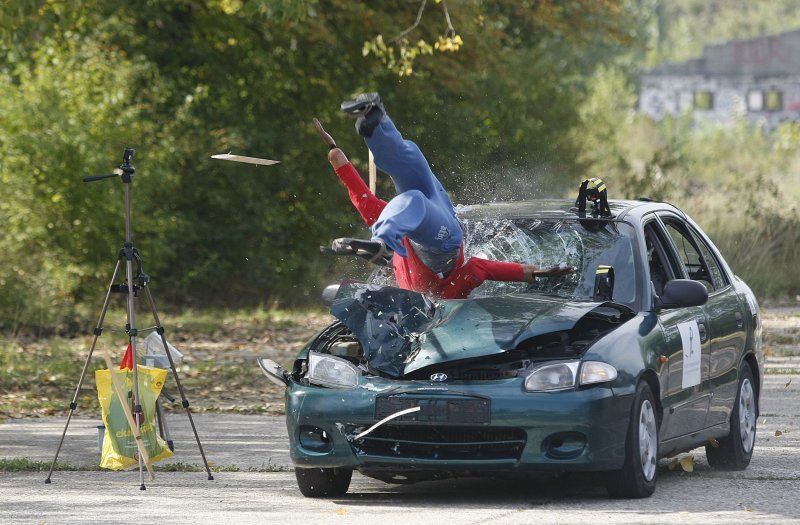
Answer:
[
  {"left": 155, "top": 396, "right": 166, "bottom": 439},
  {"left": 122, "top": 244, "right": 148, "bottom": 490},
  {"left": 155, "top": 397, "right": 174, "bottom": 452},
  {"left": 142, "top": 286, "right": 214, "bottom": 480},
  {"left": 45, "top": 261, "right": 122, "bottom": 484}
]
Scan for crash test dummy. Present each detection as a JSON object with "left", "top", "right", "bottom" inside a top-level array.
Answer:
[{"left": 315, "top": 93, "right": 572, "bottom": 300}]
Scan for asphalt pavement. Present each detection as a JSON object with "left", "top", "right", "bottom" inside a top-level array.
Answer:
[{"left": 1, "top": 365, "right": 799, "bottom": 524}]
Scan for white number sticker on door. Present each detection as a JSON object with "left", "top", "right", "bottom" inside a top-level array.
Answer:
[{"left": 678, "top": 320, "right": 701, "bottom": 388}]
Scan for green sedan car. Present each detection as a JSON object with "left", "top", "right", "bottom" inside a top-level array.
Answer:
[{"left": 259, "top": 198, "right": 763, "bottom": 499}]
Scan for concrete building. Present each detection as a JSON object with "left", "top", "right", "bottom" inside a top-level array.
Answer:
[{"left": 639, "top": 29, "right": 800, "bottom": 128}]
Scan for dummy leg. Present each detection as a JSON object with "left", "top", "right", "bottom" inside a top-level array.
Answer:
[{"left": 365, "top": 117, "right": 443, "bottom": 199}]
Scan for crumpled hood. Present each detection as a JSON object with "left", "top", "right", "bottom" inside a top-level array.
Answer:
[{"left": 331, "top": 282, "right": 606, "bottom": 378}]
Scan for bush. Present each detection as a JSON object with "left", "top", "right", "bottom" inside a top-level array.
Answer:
[{"left": 573, "top": 67, "right": 800, "bottom": 301}]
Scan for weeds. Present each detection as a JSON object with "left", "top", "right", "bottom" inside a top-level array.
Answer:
[
  {"left": 0, "top": 458, "right": 291, "bottom": 473},
  {"left": 764, "top": 368, "right": 800, "bottom": 375},
  {"left": 0, "top": 309, "right": 329, "bottom": 419},
  {"left": 0, "top": 458, "right": 96, "bottom": 472}
]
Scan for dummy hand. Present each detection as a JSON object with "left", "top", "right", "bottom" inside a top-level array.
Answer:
[
  {"left": 522, "top": 264, "right": 575, "bottom": 283},
  {"left": 314, "top": 118, "right": 349, "bottom": 169},
  {"left": 313, "top": 118, "right": 337, "bottom": 149}
]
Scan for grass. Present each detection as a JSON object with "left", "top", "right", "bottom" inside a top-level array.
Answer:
[
  {"left": 0, "top": 307, "right": 331, "bottom": 420},
  {"left": 0, "top": 458, "right": 292, "bottom": 473},
  {"left": 0, "top": 458, "right": 95, "bottom": 472},
  {"left": 156, "top": 460, "right": 291, "bottom": 473},
  {"left": 764, "top": 368, "right": 800, "bottom": 375},
  {"left": 0, "top": 336, "right": 104, "bottom": 418},
  {"left": 746, "top": 475, "right": 800, "bottom": 481},
  {"left": 1, "top": 305, "right": 797, "bottom": 419},
  {"left": 156, "top": 306, "right": 329, "bottom": 339},
  {"left": 767, "top": 333, "right": 799, "bottom": 345}
]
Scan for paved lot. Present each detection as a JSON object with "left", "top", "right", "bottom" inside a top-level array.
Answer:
[{"left": 1, "top": 366, "right": 799, "bottom": 524}]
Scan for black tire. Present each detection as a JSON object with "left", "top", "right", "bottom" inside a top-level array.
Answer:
[
  {"left": 605, "top": 381, "right": 659, "bottom": 498},
  {"left": 295, "top": 467, "right": 353, "bottom": 497},
  {"left": 706, "top": 362, "right": 757, "bottom": 470}
]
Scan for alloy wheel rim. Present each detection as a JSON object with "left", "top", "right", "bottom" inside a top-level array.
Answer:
[
  {"left": 638, "top": 399, "right": 658, "bottom": 481},
  {"left": 739, "top": 378, "right": 756, "bottom": 453}
]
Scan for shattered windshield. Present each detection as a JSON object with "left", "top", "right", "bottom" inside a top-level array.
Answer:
[
  {"left": 370, "top": 217, "right": 638, "bottom": 308},
  {"left": 342, "top": 218, "right": 638, "bottom": 378},
  {"left": 462, "top": 218, "right": 638, "bottom": 306}
]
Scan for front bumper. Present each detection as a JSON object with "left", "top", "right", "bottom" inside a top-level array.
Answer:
[{"left": 284, "top": 375, "right": 632, "bottom": 474}]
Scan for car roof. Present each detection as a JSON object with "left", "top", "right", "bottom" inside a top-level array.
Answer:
[{"left": 457, "top": 198, "right": 686, "bottom": 223}]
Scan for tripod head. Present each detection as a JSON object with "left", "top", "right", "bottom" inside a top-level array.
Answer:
[
  {"left": 119, "top": 148, "right": 136, "bottom": 182},
  {"left": 81, "top": 147, "right": 142, "bottom": 247},
  {"left": 83, "top": 147, "right": 136, "bottom": 183}
]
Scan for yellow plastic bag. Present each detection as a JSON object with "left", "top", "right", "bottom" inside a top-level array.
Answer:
[{"left": 95, "top": 365, "right": 173, "bottom": 470}]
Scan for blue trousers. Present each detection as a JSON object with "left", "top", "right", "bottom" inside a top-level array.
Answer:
[{"left": 364, "top": 117, "right": 463, "bottom": 257}]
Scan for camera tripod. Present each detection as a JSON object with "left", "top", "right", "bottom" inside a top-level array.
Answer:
[{"left": 45, "top": 148, "right": 213, "bottom": 490}]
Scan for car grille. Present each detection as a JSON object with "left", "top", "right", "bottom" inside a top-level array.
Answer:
[
  {"left": 375, "top": 396, "right": 491, "bottom": 425},
  {"left": 349, "top": 425, "right": 526, "bottom": 461},
  {"left": 445, "top": 368, "right": 517, "bottom": 381}
]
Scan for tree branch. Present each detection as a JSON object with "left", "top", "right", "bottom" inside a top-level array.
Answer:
[
  {"left": 393, "top": 0, "right": 427, "bottom": 42},
  {"left": 441, "top": 0, "right": 455, "bottom": 35}
]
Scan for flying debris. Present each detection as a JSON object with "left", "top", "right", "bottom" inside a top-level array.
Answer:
[{"left": 211, "top": 153, "right": 280, "bottom": 166}]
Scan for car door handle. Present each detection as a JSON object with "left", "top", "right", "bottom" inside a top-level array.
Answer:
[
  {"left": 735, "top": 311, "right": 743, "bottom": 328},
  {"left": 697, "top": 323, "right": 707, "bottom": 342}
]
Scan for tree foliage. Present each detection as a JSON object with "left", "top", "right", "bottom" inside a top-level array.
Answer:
[
  {"left": 2, "top": 0, "right": 796, "bottom": 328},
  {"left": 0, "top": 0, "right": 640, "bottom": 329}
]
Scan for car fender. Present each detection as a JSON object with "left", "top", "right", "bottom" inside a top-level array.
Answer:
[{"left": 583, "top": 313, "right": 661, "bottom": 398}]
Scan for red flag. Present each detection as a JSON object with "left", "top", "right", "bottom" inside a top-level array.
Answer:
[
  {"left": 120, "top": 343, "right": 134, "bottom": 370},
  {"left": 118, "top": 343, "right": 142, "bottom": 426}
]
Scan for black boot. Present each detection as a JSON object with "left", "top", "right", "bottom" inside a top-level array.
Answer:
[{"left": 340, "top": 93, "right": 385, "bottom": 138}]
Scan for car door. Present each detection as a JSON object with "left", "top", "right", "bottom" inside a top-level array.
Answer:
[
  {"left": 645, "top": 218, "right": 711, "bottom": 441},
  {"left": 658, "top": 213, "right": 747, "bottom": 429}
]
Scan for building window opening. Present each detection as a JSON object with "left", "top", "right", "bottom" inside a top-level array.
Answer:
[
  {"left": 694, "top": 91, "right": 714, "bottom": 110},
  {"left": 765, "top": 90, "right": 783, "bottom": 111},
  {"left": 747, "top": 91, "right": 763, "bottom": 111}
]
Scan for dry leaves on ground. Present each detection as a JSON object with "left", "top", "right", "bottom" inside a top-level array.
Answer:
[{"left": 1, "top": 310, "right": 334, "bottom": 419}]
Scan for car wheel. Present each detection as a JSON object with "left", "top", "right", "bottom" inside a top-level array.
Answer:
[
  {"left": 706, "top": 362, "right": 757, "bottom": 470},
  {"left": 605, "top": 381, "right": 659, "bottom": 498},
  {"left": 295, "top": 467, "right": 353, "bottom": 497}
]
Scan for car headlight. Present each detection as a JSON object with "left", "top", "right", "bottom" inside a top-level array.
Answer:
[
  {"left": 307, "top": 352, "right": 359, "bottom": 389},
  {"left": 524, "top": 360, "right": 617, "bottom": 392},
  {"left": 580, "top": 361, "right": 618, "bottom": 385},
  {"left": 525, "top": 361, "right": 580, "bottom": 391}
]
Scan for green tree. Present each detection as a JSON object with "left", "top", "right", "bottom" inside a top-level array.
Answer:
[
  {"left": 0, "top": 27, "right": 183, "bottom": 327},
  {"left": 0, "top": 0, "right": 642, "bottom": 328}
]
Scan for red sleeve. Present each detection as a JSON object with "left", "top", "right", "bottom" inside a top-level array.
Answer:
[
  {"left": 465, "top": 258, "right": 526, "bottom": 282},
  {"left": 334, "top": 163, "right": 387, "bottom": 227},
  {"left": 440, "top": 257, "right": 526, "bottom": 299}
]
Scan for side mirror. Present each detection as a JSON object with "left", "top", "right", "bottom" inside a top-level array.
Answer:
[
  {"left": 257, "top": 357, "right": 289, "bottom": 387},
  {"left": 656, "top": 279, "right": 708, "bottom": 310},
  {"left": 321, "top": 283, "right": 341, "bottom": 307}
]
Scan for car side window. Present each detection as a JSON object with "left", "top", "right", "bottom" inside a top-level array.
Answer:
[
  {"left": 661, "top": 217, "right": 724, "bottom": 292},
  {"left": 643, "top": 221, "right": 677, "bottom": 296},
  {"left": 685, "top": 226, "right": 728, "bottom": 289}
]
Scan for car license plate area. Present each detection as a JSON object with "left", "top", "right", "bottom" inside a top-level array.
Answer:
[{"left": 375, "top": 396, "right": 491, "bottom": 425}]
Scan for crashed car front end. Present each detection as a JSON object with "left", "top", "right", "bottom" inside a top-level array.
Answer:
[{"left": 277, "top": 281, "right": 639, "bottom": 481}]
